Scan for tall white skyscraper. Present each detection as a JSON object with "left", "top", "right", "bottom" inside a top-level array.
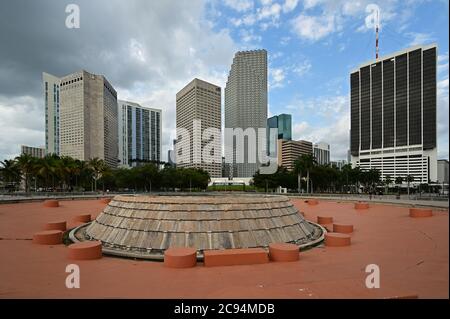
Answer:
[
  {"left": 118, "top": 100, "right": 162, "bottom": 167},
  {"left": 176, "top": 78, "right": 222, "bottom": 178},
  {"left": 43, "top": 72, "right": 60, "bottom": 155},
  {"left": 58, "top": 70, "right": 118, "bottom": 167},
  {"left": 225, "top": 49, "right": 268, "bottom": 178}
]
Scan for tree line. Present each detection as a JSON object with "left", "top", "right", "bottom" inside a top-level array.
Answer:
[
  {"left": 1, "top": 153, "right": 424, "bottom": 194},
  {"left": 0, "top": 153, "right": 210, "bottom": 192},
  {"left": 253, "top": 154, "right": 418, "bottom": 194}
]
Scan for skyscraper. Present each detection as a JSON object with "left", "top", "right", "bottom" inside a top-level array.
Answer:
[
  {"left": 118, "top": 100, "right": 161, "bottom": 167},
  {"left": 59, "top": 70, "right": 118, "bottom": 167},
  {"left": 176, "top": 78, "right": 221, "bottom": 178},
  {"left": 350, "top": 44, "right": 437, "bottom": 183},
  {"left": 43, "top": 72, "right": 60, "bottom": 155},
  {"left": 267, "top": 113, "right": 292, "bottom": 157},
  {"left": 277, "top": 139, "right": 313, "bottom": 171},
  {"left": 21, "top": 145, "right": 45, "bottom": 159},
  {"left": 313, "top": 142, "right": 330, "bottom": 165},
  {"left": 225, "top": 49, "right": 268, "bottom": 178}
]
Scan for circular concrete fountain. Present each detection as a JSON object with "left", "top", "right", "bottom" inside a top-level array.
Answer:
[{"left": 71, "top": 194, "right": 324, "bottom": 260}]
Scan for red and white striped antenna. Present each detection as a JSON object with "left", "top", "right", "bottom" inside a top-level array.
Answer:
[{"left": 375, "top": 9, "right": 379, "bottom": 59}]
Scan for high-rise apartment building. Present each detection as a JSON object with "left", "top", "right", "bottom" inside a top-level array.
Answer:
[
  {"left": 21, "top": 145, "right": 45, "bottom": 158},
  {"left": 117, "top": 100, "right": 161, "bottom": 167},
  {"left": 437, "top": 159, "right": 449, "bottom": 184},
  {"left": 313, "top": 142, "right": 330, "bottom": 165},
  {"left": 225, "top": 49, "right": 268, "bottom": 178},
  {"left": 267, "top": 113, "right": 292, "bottom": 157},
  {"left": 277, "top": 139, "right": 313, "bottom": 171},
  {"left": 43, "top": 72, "right": 60, "bottom": 155},
  {"left": 176, "top": 78, "right": 221, "bottom": 178},
  {"left": 58, "top": 70, "right": 118, "bottom": 167},
  {"left": 330, "top": 160, "right": 348, "bottom": 170},
  {"left": 350, "top": 44, "right": 438, "bottom": 183}
]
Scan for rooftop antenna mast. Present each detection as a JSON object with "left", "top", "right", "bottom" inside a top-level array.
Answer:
[{"left": 375, "top": 9, "right": 379, "bottom": 59}]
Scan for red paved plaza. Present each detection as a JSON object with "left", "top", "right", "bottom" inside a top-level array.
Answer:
[{"left": 0, "top": 198, "right": 448, "bottom": 298}]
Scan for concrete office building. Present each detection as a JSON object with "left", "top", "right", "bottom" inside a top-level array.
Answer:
[
  {"left": 118, "top": 100, "right": 161, "bottom": 167},
  {"left": 437, "top": 159, "right": 449, "bottom": 184},
  {"left": 21, "top": 145, "right": 45, "bottom": 158},
  {"left": 331, "top": 160, "right": 348, "bottom": 170},
  {"left": 267, "top": 114, "right": 292, "bottom": 157},
  {"left": 225, "top": 49, "right": 268, "bottom": 178},
  {"left": 43, "top": 72, "right": 61, "bottom": 155},
  {"left": 277, "top": 139, "right": 313, "bottom": 171},
  {"left": 313, "top": 142, "right": 330, "bottom": 165},
  {"left": 350, "top": 44, "right": 438, "bottom": 184},
  {"left": 58, "top": 70, "right": 118, "bottom": 167},
  {"left": 176, "top": 78, "right": 221, "bottom": 178}
]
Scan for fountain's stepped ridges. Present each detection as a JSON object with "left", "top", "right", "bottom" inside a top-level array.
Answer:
[{"left": 77, "top": 194, "right": 323, "bottom": 260}]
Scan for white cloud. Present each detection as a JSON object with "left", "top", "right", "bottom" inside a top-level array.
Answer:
[
  {"left": 230, "top": 13, "right": 257, "bottom": 27},
  {"left": 239, "top": 29, "right": 262, "bottom": 43},
  {"left": 282, "top": 0, "right": 299, "bottom": 13},
  {"left": 288, "top": 94, "right": 349, "bottom": 159},
  {"left": 303, "top": 0, "right": 323, "bottom": 10},
  {"left": 224, "top": 0, "right": 254, "bottom": 12},
  {"left": 291, "top": 14, "right": 336, "bottom": 41},
  {"left": 407, "top": 32, "right": 435, "bottom": 46},
  {"left": 257, "top": 2, "right": 282, "bottom": 20},
  {"left": 292, "top": 60, "right": 312, "bottom": 76},
  {"left": 269, "top": 67, "right": 286, "bottom": 89},
  {"left": 0, "top": 95, "right": 45, "bottom": 160},
  {"left": 293, "top": 0, "right": 399, "bottom": 38},
  {"left": 0, "top": 1, "right": 238, "bottom": 162}
]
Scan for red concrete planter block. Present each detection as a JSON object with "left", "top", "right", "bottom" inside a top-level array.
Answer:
[
  {"left": 33, "top": 230, "right": 63, "bottom": 245},
  {"left": 325, "top": 233, "right": 351, "bottom": 247},
  {"left": 204, "top": 248, "right": 269, "bottom": 267},
  {"left": 43, "top": 221, "right": 67, "bottom": 232},
  {"left": 355, "top": 202, "right": 369, "bottom": 209},
  {"left": 68, "top": 241, "right": 103, "bottom": 260},
  {"left": 317, "top": 216, "right": 333, "bottom": 225},
  {"left": 43, "top": 200, "right": 59, "bottom": 208},
  {"left": 409, "top": 208, "right": 433, "bottom": 218},
  {"left": 73, "top": 214, "right": 91, "bottom": 223},
  {"left": 100, "top": 198, "right": 111, "bottom": 204},
  {"left": 269, "top": 243, "right": 299, "bottom": 262},
  {"left": 333, "top": 223, "right": 354, "bottom": 234},
  {"left": 164, "top": 247, "right": 197, "bottom": 268},
  {"left": 307, "top": 199, "right": 319, "bottom": 206}
]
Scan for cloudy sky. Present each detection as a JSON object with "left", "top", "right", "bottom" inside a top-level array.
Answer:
[{"left": 0, "top": 0, "right": 448, "bottom": 161}]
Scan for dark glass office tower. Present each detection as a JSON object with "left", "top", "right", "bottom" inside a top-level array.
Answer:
[
  {"left": 350, "top": 44, "right": 437, "bottom": 183},
  {"left": 267, "top": 114, "right": 292, "bottom": 157}
]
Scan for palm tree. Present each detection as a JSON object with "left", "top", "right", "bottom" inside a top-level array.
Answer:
[
  {"left": 0, "top": 159, "right": 21, "bottom": 190},
  {"left": 395, "top": 176, "right": 404, "bottom": 195},
  {"left": 293, "top": 158, "right": 304, "bottom": 193},
  {"left": 88, "top": 158, "right": 107, "bottom": 192},
  {"left": 15, "top": 154, "right": 36, "bottom": 192},
  {"left": 384, "top": 175, "right": 392, "bottom": 194},
  {"left": 405, "top": 174, "right": 414, "bottom": 198},
  {"left": 298, "top": 154, "right": 316, "bottom": 194}
]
